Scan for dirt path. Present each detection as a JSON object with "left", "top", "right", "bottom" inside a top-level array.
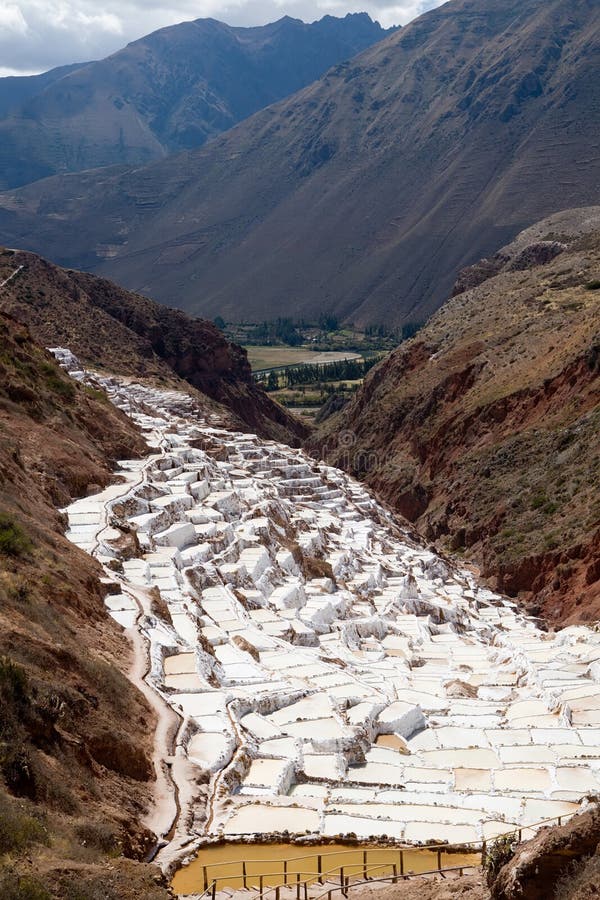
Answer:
[
  {"left": 124, "top": 585, "right": 181, "bottom": 842},
  {"left": 347, "top": 871, "right": 488, "bottom": 900},
  {"left": 89, "top": 427, "right": 187, "bottom": 853}
]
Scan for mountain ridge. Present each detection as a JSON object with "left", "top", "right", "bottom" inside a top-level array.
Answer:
[
  {"left": 0, "top": 12, "right": 394, "bottom": 190},
  {"left": 0, "top": 0, "right": 597, "bottom": 326}
]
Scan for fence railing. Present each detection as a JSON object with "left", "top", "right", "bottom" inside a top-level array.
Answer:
[
  {"left": 311, "top": 864, "right": 480, "bottom": 900},
  {"left": 181, "top": 808, "right": 579, "bottom": 898},
  {"left": 194, "top": 847, "right": 476, "bottom": 894}
]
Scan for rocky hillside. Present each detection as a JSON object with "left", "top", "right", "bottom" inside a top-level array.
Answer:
[
  {"left": 0, "top": 0, "right": 597, "bottom": 326},
  {"left": 0, "top": 247, "right": 307, "bottom": 446},
  {"left": 489, "top": 804, "right": 600, "bottom": 900},
  {"left": 0, "top": 13, "right": 393, "bottom": 190},
  {"left": 0, "top": 311, "right": 172, "bottom": 898},
  {"left": 310, "top": 208, "right": 600, "bottom": 626}
]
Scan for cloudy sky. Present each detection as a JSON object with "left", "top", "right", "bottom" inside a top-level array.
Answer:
[{"left": 0, "top": 0, "right": 443, "bottom": 76}]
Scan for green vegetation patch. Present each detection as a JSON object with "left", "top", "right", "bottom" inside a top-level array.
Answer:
[
  {"left": 0, "top": 792, "right": 48, "bottom": 855},
  {"left": 257, "top": 356, "right": 381, "bottom": 391},
  {"left": 483, "top": 835, "right": 515, "bottom": 886},
  {"left": 0, "top": 514, "right": 32, "bottom": 558},
  {"left": 0, "top": 872, "right": 51, "bottom": 900},
  {"left": 0, "top": 657, "right": 33, "bottom": 794}
]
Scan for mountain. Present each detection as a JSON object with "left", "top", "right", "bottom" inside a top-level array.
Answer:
[
  {"left": 0, "top": 0, "right": 597, "bottom": 326},
  {"left": 0, "top": 13, "right": 394, "bottom": 190},
  {"left": 0, "top": 62, "right": 87, "bottom": 117},
  {"left": 0, "top": 310, "right": 174, "bottom": 898},
  {"left": 309, "top": 207, "right": 600, "bottom": 625},
  {"left": 0, "top": 246, "right": 308, "bottom": 445}
]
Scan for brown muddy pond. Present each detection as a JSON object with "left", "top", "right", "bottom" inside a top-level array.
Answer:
[
  {"left": 171, "top": 842, "right": 480, "bottom": 894},
  {"left": 375, "top": 735, "right": 409, "bottom": 752}
]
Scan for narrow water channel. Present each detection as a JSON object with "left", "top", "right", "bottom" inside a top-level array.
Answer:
[{"left": 171, "top": 843, "right": 480, "bottom": 894}]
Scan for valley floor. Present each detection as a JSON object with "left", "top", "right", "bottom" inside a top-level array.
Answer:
[{"left": 52, "top": 350, "right": 600, "bottom": 897}]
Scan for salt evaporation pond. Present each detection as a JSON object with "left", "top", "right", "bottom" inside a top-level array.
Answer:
[
  {"left": 52, "top": 349, "right": 600, "bottom": 894},
  {"left": 171, "top": 843, "right": 480, "bottom": 894}
]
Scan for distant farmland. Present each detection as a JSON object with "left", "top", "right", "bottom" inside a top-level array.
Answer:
[{"left": 245, "top": 346, "right": 361, "bottom": 372}]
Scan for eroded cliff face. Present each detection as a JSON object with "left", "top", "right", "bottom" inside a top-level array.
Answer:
[
  {"left": 311, "top": 209, "right": 600, "bottom": 626},
  {"left": 490, "top": 805, "right": 600, "bottom": 900},
  {"left": 0, "top": 312, "right": 172, "bottom": 898},
  {"left": 0, "top": 247, "right": 308, "bottom": 446}
]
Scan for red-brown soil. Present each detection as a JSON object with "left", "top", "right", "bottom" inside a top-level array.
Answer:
[{"left": 0, "top": 311, "right": 172, "bottom": 898}]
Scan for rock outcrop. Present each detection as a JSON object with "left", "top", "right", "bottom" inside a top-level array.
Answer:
[{"left": 491, "top": 805, "right": 600, "bottom": 900}]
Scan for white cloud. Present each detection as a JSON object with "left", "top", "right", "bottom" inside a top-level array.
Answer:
[
  {"left": 0, "top": 0, "right": 443, "bottom": 74},
  {"left": 0, "top": 4, "right": 29, "bottom": 34}
]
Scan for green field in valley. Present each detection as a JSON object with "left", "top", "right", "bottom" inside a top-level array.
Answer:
[{"left": 244, "top": 345, "right": 361, "bottom": 371}]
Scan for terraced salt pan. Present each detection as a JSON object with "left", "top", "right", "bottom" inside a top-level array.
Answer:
[
  {"left": 188, "top": 733, "right": 230, "bottom": 770},
  {"left": 54, "top": 349, "right": 600, "bottom": 863},
  {"left": 225, "top": 805, "right": 320, "bottom": 835}
]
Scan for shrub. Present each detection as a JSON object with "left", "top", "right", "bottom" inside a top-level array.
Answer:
[
  {"left": 83, "top": 386, "right": 108, "bottom": 405},
  {"left": 3, "top": 575, "right": 31, "bottom": 603},
  {"left": 75, "top": 821, "right": 120, "bottom": 855},
  {"left": 530, "top": 492, "right": 548, "bottom": 510},
  {"left": 45, "top": 374, "right": 76, "bottom": 401},
  {"left": 0, "top": 792, "right": 48, "bottom": 855},
  {"left": 585, "top": 279, "right": 600, "bottom": 291},
  {"left": 554, "top": 855, "right": 600, "bottom": 900},
  {"left": 0, "top": 658, "right": 36, "bottom": 797},
  {"left": 483, "top": 835, "right": 515, "bottom": 886},
  {"left": 0, "top": 873, "right": 51, "bottom": 900},
  {"left": 0, "top": 514, "right": 32, "bottom": 558},
  {"left": 0, "top": 657, "right": 28, "bottom": 707}
]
